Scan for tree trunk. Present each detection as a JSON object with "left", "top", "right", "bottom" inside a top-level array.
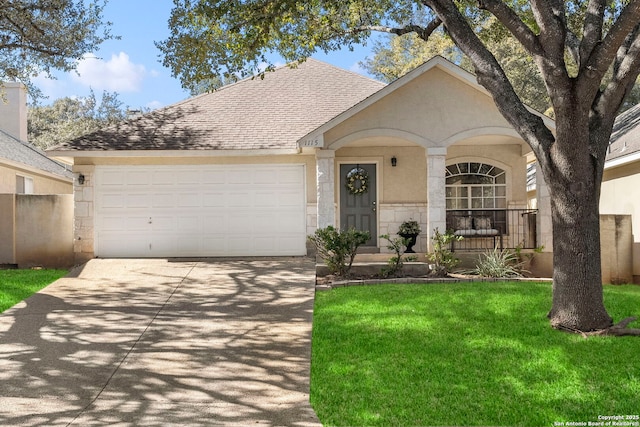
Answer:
[{"left": 543, "top": 113, "right": 614, "bottom": 332}]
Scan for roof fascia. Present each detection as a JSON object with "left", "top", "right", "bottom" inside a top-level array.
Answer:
[
  {"left": 604, "top": 151, "right": 640, "bottom": 170},
  {"left": 47, "top": 148, "right": 302, "bottom": 162},
  {"left": 0, "top": 157, "right": 73, "bottom": 182}
]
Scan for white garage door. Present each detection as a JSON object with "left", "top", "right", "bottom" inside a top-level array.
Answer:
[{"left": 94, "top": 164, "right": 306, "bottom": 257}]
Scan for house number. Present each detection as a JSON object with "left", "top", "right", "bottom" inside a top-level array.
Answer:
[{"left": 300, "top": 138, "right": 321, "bottom": 147}]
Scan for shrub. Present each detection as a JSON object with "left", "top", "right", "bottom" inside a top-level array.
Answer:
[
  {"left": 308, "top": 226, "right": 370, "bottom": 276},
  {"left": 473, "top": 247, "right": 527, "bottom": 278},
  {"left": 379, "top": 234, "right": 407, "bottom": 277},
  {"left": 426, "top": 228, "right": 462, "bottom": 277}
]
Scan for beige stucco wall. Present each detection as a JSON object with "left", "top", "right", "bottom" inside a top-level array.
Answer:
[
  {"left": 601, "top": 162, "right": 640, "bottom": 280},
  {"left": 0, "top": 194, "right": 74, "bottom": 268},
  {"left": 0, "top": 194, "right": 15, "bottom": 264},
  {"left": 15, "top": 195, "right": 74, "bottom": 268},
  {"left": 0, "top": 164, "right": 73, "bottom": 194},
  {"left": 323, "top": 67, "right": 516, "bottom": 149}
]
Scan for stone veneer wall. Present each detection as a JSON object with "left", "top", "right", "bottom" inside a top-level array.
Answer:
[
  {"left": 379, "top": 203, "right": 429, "bottom": 254},
  {"left": 73, "top": 165, "right": 95, "bottom": 263}
]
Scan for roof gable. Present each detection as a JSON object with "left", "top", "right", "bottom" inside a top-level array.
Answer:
[
  {"left": 50, "top": 59, "right": 386, "bottom": 154},
  {"left": 300, "top": 56, "right": 555, "bottom": 148}
]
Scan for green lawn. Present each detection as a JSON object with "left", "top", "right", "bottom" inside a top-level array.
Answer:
[
  {"left": 0, "top": 269, "right": 67, "bottom": 313},
  {"left": 311, "top": 282, "right": 640, "bottom": 427}
]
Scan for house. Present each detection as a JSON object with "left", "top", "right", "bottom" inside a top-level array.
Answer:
[
  {"left": 0, "top": 82, "right": 74, "bottom": 268},
  {"left": 0, "top": 83, "right": 73, "bottom": 194},
  {"left": 48, "top": 57, "right": 554, "bottom": 265},
  {"left": 600, "top": 103, "right": 640, "bottom": 283}
]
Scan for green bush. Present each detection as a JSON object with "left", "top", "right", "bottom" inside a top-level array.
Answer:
[
  {"left": 379, "top": 234, "right": 407, "bottom": 277},
  {"left": 473, "top": 247, "right": 527, "bottom": 278},
  {"left": 308, "top": 226, "right": 370, "bottom": 276},
  {"left": 426, "top": 228, "right": 461, "bottom": 277}
]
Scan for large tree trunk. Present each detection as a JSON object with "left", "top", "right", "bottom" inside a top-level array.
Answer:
[{"left": 542, "top": 110, "right": 614, "bottom": 332}]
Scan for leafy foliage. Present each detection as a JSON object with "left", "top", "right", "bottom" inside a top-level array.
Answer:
[
  {"left": 0, "top": 1, "right": 113, "bottom": 97},
  {"left": 379, "top": 234, "right": 407, "bottom": 277},
  {"left": 473, "top": 247, "right": 527, "bottom": 278},
  {"left": 28, "top": 90, "right": 133, "bottom": 149},
  {"left": 159, "top": 0, "right": 640, "bottom": 331},
  {"left": 308, "top": 226, "right": 370, "bottom": 277},
  {"left": 426, "top": 228, "right": 461, "bottom": 277}
]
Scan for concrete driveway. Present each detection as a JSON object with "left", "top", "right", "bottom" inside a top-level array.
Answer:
[{"left": 0, "top": 258, "right": 321, "bottom": 427}]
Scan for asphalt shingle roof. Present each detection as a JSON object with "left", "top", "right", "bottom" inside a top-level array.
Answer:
[
  {"left": 0, "top": 129, "right": 73, "bottom": 178},
  {"left": 52, "top": 59, "right": 386, "bottom": 152},
  {"left": 607, "top": 103, "right": 640, "bottom": 162}
]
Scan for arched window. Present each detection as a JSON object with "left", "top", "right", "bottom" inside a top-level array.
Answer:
[{"left": 445, "top": 162, "right": 506, "bottom": 210}]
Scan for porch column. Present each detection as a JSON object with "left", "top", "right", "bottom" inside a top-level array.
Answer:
[
  {"left": 536, "top": 164, "right": 553, "bottom": 250},
  {"left": 316, "top": 149, "right": 336, "bottom": 229},
  {"left": 426, "top": 147, "right": 447, "bottom": 251}
]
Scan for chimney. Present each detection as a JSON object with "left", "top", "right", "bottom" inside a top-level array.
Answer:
[{"left": 0, "top": 82, "right": 28, "bottom": 141}]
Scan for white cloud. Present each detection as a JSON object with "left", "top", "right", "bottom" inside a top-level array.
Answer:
[{"left": 73, "top": 52, "right": 146, "bottom": 92}]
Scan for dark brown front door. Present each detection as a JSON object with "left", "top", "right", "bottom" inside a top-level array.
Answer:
[{"left": 340, "top": 163, "right": 377, "bottom": 246}]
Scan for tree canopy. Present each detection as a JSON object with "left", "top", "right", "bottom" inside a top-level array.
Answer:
[
  {"left": 159, "top": 0, "right": 640, "bottom": 334},
  {"left": 28, "top": 90, "right": 129, "bottom": 149},
  {"left": 0, "top": 0, "right": 113, "bottom": 95}
]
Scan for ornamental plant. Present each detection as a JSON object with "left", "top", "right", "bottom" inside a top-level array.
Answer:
[
  {"left": 427, "top": 228, "right": 461, "bottom": 277},
  {"left": 399, "top": 220, "right": 421, "bottom": 235},
  {"left": 308, "top": 226, "right": 370, "bottom": 277}
]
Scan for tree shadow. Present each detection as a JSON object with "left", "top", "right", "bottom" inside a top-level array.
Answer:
[{"left": 0, "top": 258, "right": 320, "bottom": 426}]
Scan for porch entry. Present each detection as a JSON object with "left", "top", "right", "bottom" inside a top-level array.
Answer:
[{"left": 340, "top": 163, "right": 377, "bottom": 246}]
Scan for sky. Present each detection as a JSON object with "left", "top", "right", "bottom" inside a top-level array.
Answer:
[{"left": 34, "top": 0, "right": 379, "bottom": 111}]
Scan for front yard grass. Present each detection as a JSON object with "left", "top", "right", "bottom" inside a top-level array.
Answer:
[
  {"left": 311, "top": 282, "right": 640, "bottom": 427},
  {"left": 0, "top": 269, "right": 67, "bottom": 313}
]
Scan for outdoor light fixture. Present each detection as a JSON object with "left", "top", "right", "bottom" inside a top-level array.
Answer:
[
  {"left": 78, "top": 174, "right": 85, "bottom": 185},
  {"left": 391, "top": 156, "right": 397, "bottom": 167}
]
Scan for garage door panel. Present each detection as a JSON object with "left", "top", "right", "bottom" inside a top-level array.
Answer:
[
  {"left": 95, "top": 164, "right": 305, "bottom": 257},
  {"left": 179, "top": 193, "right": 201, "bottom": 207}
]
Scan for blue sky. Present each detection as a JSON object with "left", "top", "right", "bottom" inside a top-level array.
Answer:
[{"left": 34, "top": 0, "right": 379, "bottom": 110}]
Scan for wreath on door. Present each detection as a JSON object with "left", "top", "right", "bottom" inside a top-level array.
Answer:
[{"left": 346, "top": 167, "right": 369, "bottom": 195}]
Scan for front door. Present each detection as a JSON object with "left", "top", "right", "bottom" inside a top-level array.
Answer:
[{"left": 340, "top": 163, "right": 377, "bottom": 246}]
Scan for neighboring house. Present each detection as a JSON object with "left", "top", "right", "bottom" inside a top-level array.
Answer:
[
  {"left": 0, "top": 82, "right": 74, "bottom": 268},
  {"left": 600, "top": 103, "right": 640, "bottom": 283},
  {"left": 48, "top": 56, "right": 554, "bottom": 264},
  {"left": 0, "top": 83, "right": 73, "bottom": 194}
]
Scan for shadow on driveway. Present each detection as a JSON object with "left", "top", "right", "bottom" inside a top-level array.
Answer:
[{"left": 0, "top": 258, "right": 320, "bottom": 426}]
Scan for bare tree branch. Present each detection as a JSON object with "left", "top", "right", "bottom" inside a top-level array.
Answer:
[
  {"left": 423, "top": 0, "right": 554, "bottom": 157},
  {"left": 475, "top": 0, "right": 541, "bottom": 55},
  {"left": 599, "top": 29, "right": 640, "bottom": 118},
  {"left": 580, "top": 0, "right": 607, "bottom": 69},
  {"left": 354, "top": 18, "right": 443, "bottom": 41},
  {"left": 587, "top": 0, "right": 640, "bottom": 77},
  {"left": 530, "top": 0, "right": 566, "bottom": 56}
]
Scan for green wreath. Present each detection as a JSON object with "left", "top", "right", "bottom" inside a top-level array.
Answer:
[{"left": 346, "top": 167, "right": 369, "bottom": 195}]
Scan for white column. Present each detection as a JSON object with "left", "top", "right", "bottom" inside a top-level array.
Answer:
[
  {"left": 536, "top": 164, "right": 553, "bottom": 251},
  {"left": 316, "top": 149, "right": 336, "bottom": 229},
  {"left": 426, "top": 147, "right": 447, "bottom": 251}
]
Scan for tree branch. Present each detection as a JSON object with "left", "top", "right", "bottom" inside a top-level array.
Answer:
[
  {"left": 354, "top": 18, "right": 442, "bottom": 41},
  {"left": 423, "top": 0, "right": 555, "bottom": 156},
  {"left": 580, "top": 0, "right": 607, "bottom": 69},
  {"left": 587, "top": 0, "right": 640, "bottom": 78},
  {"left": 599, "top": 29, "right": 640, "bottom": 118},
  {"left": 475, "top": 0, "right": 541, "bottom": 55}
]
